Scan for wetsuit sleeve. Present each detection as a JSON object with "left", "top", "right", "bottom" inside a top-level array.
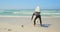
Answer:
[{"left": 31, "top": 13, "right": 35, "bottom": 20}]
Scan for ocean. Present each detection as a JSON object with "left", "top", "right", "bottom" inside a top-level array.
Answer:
[{"left": 0, "top": 9, "right": 60, "bottom": 16}]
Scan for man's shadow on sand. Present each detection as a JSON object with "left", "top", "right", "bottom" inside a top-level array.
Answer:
[{"left": 37, "top": 24, "right": 51, "bottom": 28}]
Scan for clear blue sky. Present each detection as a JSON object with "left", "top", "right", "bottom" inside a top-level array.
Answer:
[{"left": 0, "top": 0, "right": 60, "bottom": 9}]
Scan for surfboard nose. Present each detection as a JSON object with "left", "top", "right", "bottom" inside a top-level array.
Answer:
[{"left": 35, "top": 6, "right": 40, "bottom": 12}]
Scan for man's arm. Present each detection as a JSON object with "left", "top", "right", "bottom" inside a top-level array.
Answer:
[{"left": 31, "top": 13, "right": 35, "bottom": 20}]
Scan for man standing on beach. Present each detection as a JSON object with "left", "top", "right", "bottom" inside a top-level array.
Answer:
[{"left": 31, "top": 6, "right": 42, "bottom": 26}]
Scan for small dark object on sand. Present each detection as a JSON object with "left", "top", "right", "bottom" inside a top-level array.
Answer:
[
  {"left": 21, "top": 25, "right": 24, "bottom": 27},
  {"left": 8, "top": 29, "right": 12, "bottom": 31}
]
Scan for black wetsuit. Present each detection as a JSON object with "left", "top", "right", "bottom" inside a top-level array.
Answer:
[{"left": 31, "top": 12, "right": 42, "bottom": 26}]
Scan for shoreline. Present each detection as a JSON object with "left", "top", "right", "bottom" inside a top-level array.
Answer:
[{"left": 0, "top": 15, "right": 60, "bottom": 18}]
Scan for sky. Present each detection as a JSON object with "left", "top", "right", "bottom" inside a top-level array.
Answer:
[{"left": 0, "top": 0, "right": 60, "bottom": 9}]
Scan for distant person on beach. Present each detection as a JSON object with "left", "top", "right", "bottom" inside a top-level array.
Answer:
[{"left": 31, "top": 6, "right": 42, "bottom": 26}]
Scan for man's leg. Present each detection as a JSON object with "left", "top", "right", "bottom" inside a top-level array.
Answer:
[
  {"left": 39, "top": 15, "right": 42, "bottom": 26},
  {"left": 34, "top": 16, "right": 37, "bottom": 26}
]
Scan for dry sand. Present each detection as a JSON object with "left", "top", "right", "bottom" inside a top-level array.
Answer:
[{"left": 0, "top": 16, "right": 60, "bottom": 32}]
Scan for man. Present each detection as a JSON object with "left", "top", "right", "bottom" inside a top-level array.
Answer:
[{"left": 31, "top": 6, "right": 42, "bottom": 26}]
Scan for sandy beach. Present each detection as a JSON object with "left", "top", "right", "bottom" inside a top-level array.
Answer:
[{"left": 0, "top": 16, "right": 60, "bottom": 32}]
